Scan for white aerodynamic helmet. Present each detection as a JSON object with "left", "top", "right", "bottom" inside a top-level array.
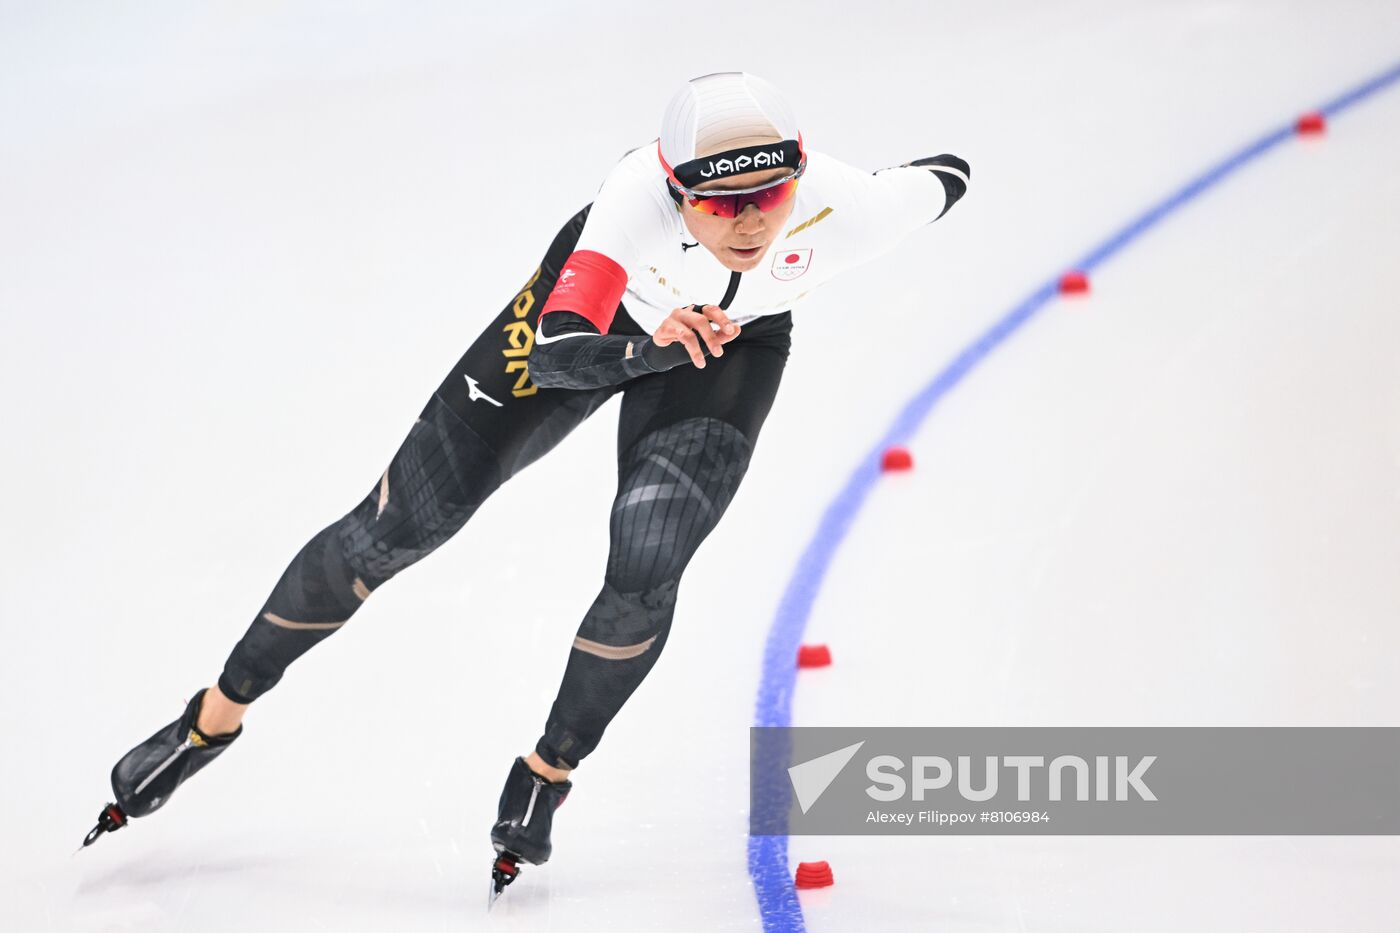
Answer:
[{"left": 657, "top": 72, "right": 806, "bottom": 193}]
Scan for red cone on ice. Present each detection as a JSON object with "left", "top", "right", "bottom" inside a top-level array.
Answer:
[
  {"left": 797, "top": 644, "right": 832, "bottom": 668},
  {"left": 881, "top": 446, "right": 913, "bottom": 472},
  {"left": 795, "top": 860, "right": 835, "bottom": 889},
  {"left": 1058, "top": 271, "right": 1090, "bottom": 295},
  {"left": 1296, "top": 111, "right": 1326, "bottom": 135}
]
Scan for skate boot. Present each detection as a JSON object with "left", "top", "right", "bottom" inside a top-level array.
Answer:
[
  {"left": 487, "top": 756, "right": 571, "bottom": 904},
  {"left": 81, "top": 688, "right": 242, "bottom": 848}
]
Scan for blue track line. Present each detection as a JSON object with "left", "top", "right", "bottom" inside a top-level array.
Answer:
[{"left": 747, "top": 57, "right": 1400, "bottom": 933}]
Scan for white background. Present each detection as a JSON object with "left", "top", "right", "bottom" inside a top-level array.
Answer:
[{"left": 2, "top": 2, "right": 1398, "bottom": 930}]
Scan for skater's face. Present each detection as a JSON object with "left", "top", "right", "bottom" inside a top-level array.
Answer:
[{"left": 679, "top": 135, "right": 799, "bottom": 273}]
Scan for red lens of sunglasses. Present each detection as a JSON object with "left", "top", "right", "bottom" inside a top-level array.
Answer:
[{"left": 687, "top": 177, "right": 799, "bottom": 219}]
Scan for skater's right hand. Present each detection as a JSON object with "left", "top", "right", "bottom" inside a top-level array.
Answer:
[{"left": 650, "top": 304, "right": 741, "bottom": 369}]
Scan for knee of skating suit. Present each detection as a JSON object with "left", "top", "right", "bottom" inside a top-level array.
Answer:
[
  {"left": 535, "top": 416, "right": 755, "bottom": 770},
  {"left": 110, "top": 688, "right": 242, "bottom": 819},
  {"left": 218, "top": 396, "right": 503, "bottom": 704}
]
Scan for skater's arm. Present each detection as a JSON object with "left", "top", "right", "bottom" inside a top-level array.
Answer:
[
  {"left": 530, "top": 310, "right": 666, "bottom": 389},
  {"left": 901, "top": 154, "right": 971, "bottom": 221},
  {"left": 819, "top": 150, "right": 971, "bottom": 268},
  {"left": 861, "top": 153, "right": 971, "bottom": 234},
  {"left": 531, "top": 304, "right": 740, "bottom": 390},
  {"left": 528, "top": 247, "right": 659, "bottom": 389},
  {"left": 530, "top": 240, "right": 740, "bottom": 389}
]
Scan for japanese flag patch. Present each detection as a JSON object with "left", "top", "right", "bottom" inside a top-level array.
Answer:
[{"left": 771, "top": 248, "right": 813, "bottom": 281}]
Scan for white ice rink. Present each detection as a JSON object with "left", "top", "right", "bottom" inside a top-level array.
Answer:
[{"left": 3, "top": 2, "right": 1399, "bottom": 930}]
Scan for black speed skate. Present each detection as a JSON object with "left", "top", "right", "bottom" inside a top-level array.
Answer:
[
  {"left": 487, "top": 756, "right": 571, "bottom": 907},
  {"left": 81, "top": 688, "right": 242, "bottom": 848}
]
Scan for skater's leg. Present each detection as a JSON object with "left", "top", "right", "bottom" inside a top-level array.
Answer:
[
  {"left": 531, "top": 312, "right": 793, "bottom": 772},
  {"left": 97, "top": 206, "right": 643, "bottom": 834},
  {"left": 197, "top": 685, "right": 247, "bottom": 736},
  {"left": 212, "top": 204, "right": 631, "bottom": 710},
  {"left": 213, "top": 392, "right": 509, "bottom": 706}
]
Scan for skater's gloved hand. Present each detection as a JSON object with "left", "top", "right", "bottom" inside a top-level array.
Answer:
[{"left": 645, "top": 304, "right": 741, "bottom": 370}]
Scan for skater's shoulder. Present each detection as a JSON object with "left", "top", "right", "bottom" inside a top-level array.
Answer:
[
  {"left": 601, "top": 141, "right": 668, "bottom": 188},
  {"left": 584, "top": 142, "right": 683, "bottom": 244}
]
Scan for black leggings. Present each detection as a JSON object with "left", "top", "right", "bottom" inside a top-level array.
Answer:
[{"left": 217, "top": 205, "right": 791, "bottom": 769}]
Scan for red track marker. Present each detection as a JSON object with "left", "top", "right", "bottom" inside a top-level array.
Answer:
[
  {"left": 881, "top": 446, "right": 913, "bottom": 472},
  {"left": 795, "top": 860, "right": 835, "bottom": 889},
  {"left": 1058, "top": 270, "right": 1090, "bottom": 295},
  {"left": 1296, "top": 111, "right": 1326, "bottom": 135}
]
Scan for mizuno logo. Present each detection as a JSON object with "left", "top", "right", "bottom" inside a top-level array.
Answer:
[{"left": 463, "top": 374, "right": 503, "bottom": 407}]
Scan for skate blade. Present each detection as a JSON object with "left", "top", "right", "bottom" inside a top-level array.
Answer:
[
  {"left": 487, "top": 853, "right": 521, "bottom": 911},
  {"left": 78, "top": 802, "right": 128, "bottom": 853}
]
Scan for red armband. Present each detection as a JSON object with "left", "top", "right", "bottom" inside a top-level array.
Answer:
[{"left": 540, "top": 250, "right": 628, "bottom": 334}]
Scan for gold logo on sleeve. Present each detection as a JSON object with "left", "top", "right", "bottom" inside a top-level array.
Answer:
[{"left": 785, "top": 206, "right": 833, "bottom": 239}]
